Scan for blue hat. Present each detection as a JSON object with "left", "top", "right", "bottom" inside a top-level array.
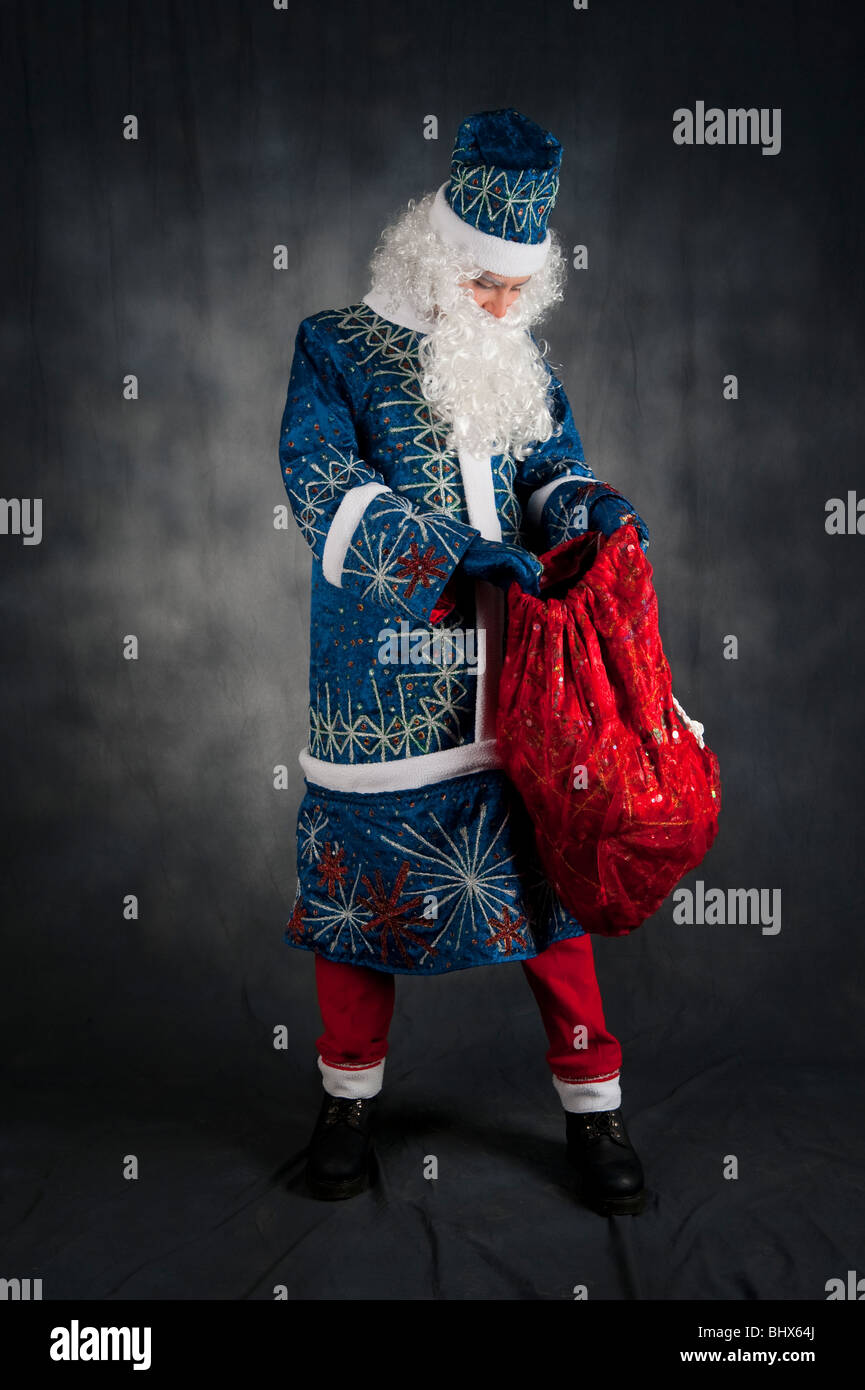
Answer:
[{"left": 428, "top": 108, "right": 562, "bottom": 275}]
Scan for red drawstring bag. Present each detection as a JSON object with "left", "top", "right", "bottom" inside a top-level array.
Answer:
[{"left": 496, "top": 525, "right": 721, "bottom": 937}]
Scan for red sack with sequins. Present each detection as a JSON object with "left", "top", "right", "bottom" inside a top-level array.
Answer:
[{"left": 496, "top": 525, "right": 721, "bottom": 937}]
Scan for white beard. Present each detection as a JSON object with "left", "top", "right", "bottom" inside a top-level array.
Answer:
[{"left": 416, "top": 285, "right": 557, "bottom": 461}]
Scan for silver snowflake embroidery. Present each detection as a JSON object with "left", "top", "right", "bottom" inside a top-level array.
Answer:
[
  {"left": 529, "top": 470, "right": 599, "bottom": 547},
  {"left": 492, "top": 451, "right": 522, "bottom": 542},
  {"left": 310, "top": 302, "right": 531, "bottom": 559},
  {"left": 449, "top": 163, "right": 558, "bottom": 240},
  {"left": 287, "top": 487, "right": 328, "bottom": 551},
  {"left": 329, "top": 305, "right": 423, "bottom": 369},
  {"left": 288, "top": 445, "right": 379, "bottom": 554},
  {"left": 341, "top": 506, "right": 463, "bottom": 615},
  {"left": 547, "top": 509, "right": 592, "bottom": 547},
  {"left": 311, "top": 445, "right": 373, "bottom": 496},
  {"left": 310, "top": 866, "right": 376, "bottom": 959},
  {"left": 299, "top": 807, "right": 330, "bottom": 863},
  {"left": 396, "top": 671, "right": 473, "bottom": 752},
  {"left": 381, "top": 801, "right": 521, "bottom": 955},
  {"left": 368, "top": 365, "right": 464, "bottom": 514},
  {"left": 307, "top": 672, "right": 471, "bottom": 763}
]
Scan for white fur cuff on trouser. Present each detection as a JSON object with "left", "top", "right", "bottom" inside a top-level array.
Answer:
[
  {"left": 318, "top": 1055, "right": 385, "bottom": 1099},
  {"left": 552, "top": 1073, "right": 622, "bottom": 1114}
]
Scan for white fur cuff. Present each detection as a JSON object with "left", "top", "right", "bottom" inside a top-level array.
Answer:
[
  {"left": 428, "top": 182, "right": 551, "bottom": 275},
  {"left": 552, "top": 1073, "right": 622, "bottom": 1114},
  {"left": 322, "top": 481, "right": 391, "bottom": 586},
  {"left": 526, "top": 471, "right": 592, "bottom": 526},
  {"left": 318, "top": 1055, "right": 386, "bottom": 1099}
]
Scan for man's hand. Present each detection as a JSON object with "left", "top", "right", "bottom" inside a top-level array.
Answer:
[
  {"left": 588, "top": 495, "right": 650, "bottom": 552},
  {"left": 459, "top": 536, "right": 544, "bottom": 596}
]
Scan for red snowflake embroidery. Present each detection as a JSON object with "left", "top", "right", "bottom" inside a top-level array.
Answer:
[
  {"left": 316, "top": 842, "right": 347, "bottom": 898},
  {"left": 393, "top": 542, "right": 448, "bottom": 599},
  {"left": 285, "top": 894, "right": 307, "bottom": 943},
  {"left": 485, "top": 906, "right": 529, "bottom": 956},
  {"left": 359, "top": 861, "right": 438, "bottom": 967}
]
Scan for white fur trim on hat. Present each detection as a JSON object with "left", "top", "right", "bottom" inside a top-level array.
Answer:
[{"left": 428, "top": 182, "right": 551, "bottom": 275}]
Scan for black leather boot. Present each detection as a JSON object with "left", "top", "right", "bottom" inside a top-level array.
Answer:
[
  {"left": 565, "top": 1107, "right": 647, "bottom": 1216},
  {"left": 305, "top": 1093, "right": 377, "bottom": 1200}
]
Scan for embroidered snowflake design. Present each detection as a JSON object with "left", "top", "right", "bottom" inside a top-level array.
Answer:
[
  {"left": 319, "top": 305, "right": 525, "bottom": 530},
  {"left": 399, "top": 671, "right": 473, "bottom": 754},
  {"left": 314, "top": 445, "right": 372, "bottom": 494},
  {"left": 333, "top": 307, "right": 422, "bottom": 370},
  {"left": 316, "top": 842, "right": 347, "bottom": 898},
  {"left": 299, "top": 807, "right": 330, "bottom": 863},
  {"left": 526, "top": 472, "right": 598, "bottom": 548},
  {"left": 287, "top": 445, "right": 379, "bottom": 553},
  {"left": 381, "top": 802, "right": 520, "bottom": 954},
  {"left": 337, "top": 492, "right": 467, "bottom": 614},
  {"left": 287, "top": 490, "right": 328, "bottom": 551},
  {"left": 548, "top": 515, "right": 590, "bottom": 546},
  {"left": 393, "top": 541, "right": 449, "bottom": 598},
  {"left": 358, "top": 860, "right": 439, "bottom": 967},
  {"left": 485, "top": 905, "right": 529, "bottom": 956},
  {"left": 375, "top": 495, "right": 463, "bottom": 544},
  {"left": 285, "top": 886, "right": 308, "bottom": 944},
  {"left": 492, "top": 451, "right": 522, "bottom": 544},
  {"left": 448, "top": 163, "right": 559, "bottom": 241},
  {"left": 372, "top": 376, "right": 463, "bottom": 513},
  {"left": 342, "top": 523, "right": 446, "bottom": 612},
  {"left": 308, "top": 672, "right": 472, "bottom": 762},
  {"left": 309, "top": 865, "right": 376, "bottom": 959}
]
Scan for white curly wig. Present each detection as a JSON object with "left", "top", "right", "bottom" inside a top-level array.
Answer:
[{"left": 366, "top": 191, "right": 569, "bottom": 461}]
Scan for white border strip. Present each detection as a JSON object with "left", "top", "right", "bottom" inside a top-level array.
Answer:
[
  {"left": 526, "top": 471, "right": 593, "bottom": 526},
  {"left": 457, "top": 448, "right": 502, "bottom": 543},
  {"left": 322, "top": 481, "right": 390, "bottom": 586},
  {"left": 428, "top": 182, "right": 551, "bottom": 275},
  {"left": 456, "top": 445, "right": 503, "bottom": 746},
  {"left": 299, "top": 737, "right": 503, "bottom": 793}
]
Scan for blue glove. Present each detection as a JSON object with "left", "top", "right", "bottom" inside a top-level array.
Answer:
[
  {"left": 588, "top": 495, "right": 650, "bottom": 552},
  {"left": 459, "top": 536, "right": 543, "bottom": 596}
]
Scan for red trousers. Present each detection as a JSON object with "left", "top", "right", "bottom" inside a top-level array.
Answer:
[{"left": 314, "top": 934, "right": 623, "bottom": 1111}]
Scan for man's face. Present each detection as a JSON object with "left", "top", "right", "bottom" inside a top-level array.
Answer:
[
  {"left": 467, "top": 269, "right": 532, "bottom": 318},
  {"left": 422, "top": 258, "right": 552, "bottom": 458}
]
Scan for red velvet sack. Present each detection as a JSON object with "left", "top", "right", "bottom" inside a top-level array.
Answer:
[{"left": 496, "top": 526, "right": 721, "bottom": 937}]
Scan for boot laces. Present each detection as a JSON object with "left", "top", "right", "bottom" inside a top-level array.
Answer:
[
  {"left": 323, "top": 1097, "right": 369, "bottom": 1131},
  {"left": 572, "top": 1109, "right": 626, "bottom": 1143}
]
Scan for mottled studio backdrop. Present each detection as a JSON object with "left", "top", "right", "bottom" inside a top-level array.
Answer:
[{"left": 2, "top": 0, "right": 863, "bottom": 1300}]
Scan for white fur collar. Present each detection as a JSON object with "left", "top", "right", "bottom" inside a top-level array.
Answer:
[{"left": 362, "top": 288, "right": 433, "bottom": 335}]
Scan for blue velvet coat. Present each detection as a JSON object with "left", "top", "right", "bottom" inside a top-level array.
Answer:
[{"left": 278, "top": 291, "right": 631, "bottom": 975}]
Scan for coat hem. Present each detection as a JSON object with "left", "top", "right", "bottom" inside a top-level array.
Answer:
[{"left": 283, "top": 927, "right": 587, "bottom": 977}]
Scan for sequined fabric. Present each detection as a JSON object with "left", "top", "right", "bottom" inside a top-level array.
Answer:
[
  {"left": 276, "top": 301, "right": 640, "bottom": 976},
  {"left": 286, "top": 768, "right": 589, "bottom": 975},
  {"left": 497, "top": 527, "right": 722, "bottom": 937},
  {"left": 446, "top": 107, "right": 562, "bottom": 244}
]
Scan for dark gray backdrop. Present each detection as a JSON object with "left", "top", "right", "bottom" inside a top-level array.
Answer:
[{"left": 2, "top": 0, "right": 863, "bottom": 1300}]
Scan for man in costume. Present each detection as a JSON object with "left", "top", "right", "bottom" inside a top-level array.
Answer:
[{"left": 278, "top": 109, "right": 651, "bottom": 1216}]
